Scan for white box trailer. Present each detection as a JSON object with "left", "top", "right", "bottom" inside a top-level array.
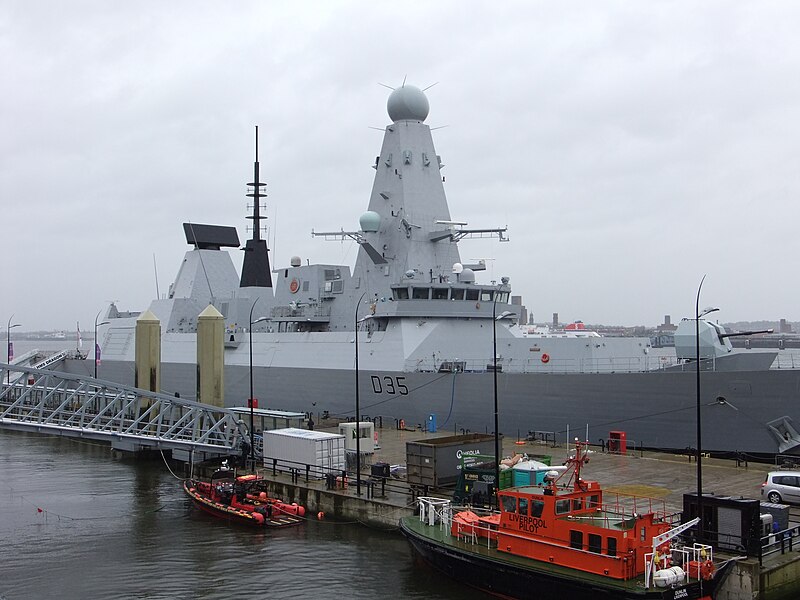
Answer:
[{"left": 262, "top": 428, "right": 345, "bottom": 477}]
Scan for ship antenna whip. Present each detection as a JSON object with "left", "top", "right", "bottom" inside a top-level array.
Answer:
[{"left": 153, "top": 253, "right": 160, "bottom": 299}]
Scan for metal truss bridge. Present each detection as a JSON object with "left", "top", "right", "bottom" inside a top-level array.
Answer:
[{"left": 0, "top": 363, "right": 247, "bottom": 462}]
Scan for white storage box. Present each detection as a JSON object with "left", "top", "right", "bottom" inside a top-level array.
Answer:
[{"left": 261, "top": 428, "right": 345, "bottom": 477}]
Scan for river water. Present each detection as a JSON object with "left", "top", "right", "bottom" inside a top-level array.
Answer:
[{"left": 0, "top": 429, "right": 485, "bottom": 600}]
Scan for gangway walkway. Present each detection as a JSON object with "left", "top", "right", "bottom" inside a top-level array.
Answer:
[{"left": 0, "top": 363, "right": 247, "bottom": 462}]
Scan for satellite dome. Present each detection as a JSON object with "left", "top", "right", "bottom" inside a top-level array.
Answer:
[
  {"left": 359, "top": 210, "right": 381, "bottom": 232},
  {"left": 452, "top": 262, "right": 463, "bottom": 274},
  {"left": 387, "top": 85, "right": 429, "bottom": 122},
  {"left": 290, "top": 256, "right": 301, "bottom": 267},
  {"left": 460, "top": 268, "right": 475, "bottom": 283}
]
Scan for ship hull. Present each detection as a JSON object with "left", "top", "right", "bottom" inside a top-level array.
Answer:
[
  {"left": 63, "top": 355, "right": 800, "bottom": 457},
  {"left": 399, "top": 518, "right": 723, "bottom": 599}
]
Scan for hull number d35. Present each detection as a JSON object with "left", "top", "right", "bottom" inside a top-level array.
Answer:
[{"left": 371, "top": 375, "right": 409, "bottom": 395}]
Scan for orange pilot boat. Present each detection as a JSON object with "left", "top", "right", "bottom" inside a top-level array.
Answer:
[
  {"left": 184, "top": 463, "right": 306, "bottom": 528},
  {"left": 401, "top": 441, "right": 733, "bottom": 599}
]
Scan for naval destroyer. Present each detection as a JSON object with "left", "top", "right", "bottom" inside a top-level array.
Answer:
[{"left": 63, "top": 85, "right": 800, "bottom": 457}]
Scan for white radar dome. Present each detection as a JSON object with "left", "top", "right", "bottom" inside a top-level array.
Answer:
[
  {"left": 387, "top": 85, "right": 429, "bottom": 122},
  {"left": 290, "top": 256, "right": 301, "bottom": 267},
  {"left": 359, "top": 211, "right": 381, "bottom": 232},
  {"left": 460, "top": 268, "right": 475, "bottom": 283},
  {"left": 452, "top": 262, "right": 463, "bottom": 274}
]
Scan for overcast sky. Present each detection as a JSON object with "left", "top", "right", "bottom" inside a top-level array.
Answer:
[{"left": 3, "top": 1, "right": 800, "bottom": 331}]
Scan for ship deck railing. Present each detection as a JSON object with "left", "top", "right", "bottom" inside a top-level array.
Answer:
[{"left": 409, "top": 355, "right": 685, "bottom": 374}]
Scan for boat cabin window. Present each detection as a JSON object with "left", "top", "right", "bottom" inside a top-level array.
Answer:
[
  {"left": 451, "top": 288, "right": 466, "bottom": 301},
  {"left": 569, "top": 530, "right": 583, "bottom": 550},
  {"left": 393, "top": 287, "right": 409, "bottom": 300},
  {"left": 588, "top": 534, "right": 602, "bottom": 554},
  {"left": 556, "top": 499, "right": 571, "bottom": 514},
  {"left": 466, "top": 289, "right": 479, "bottom": 301},
  {"left": 588, "top": 494, "right": 600, "bottom": 509},
  {"left": 412, "top": 287, "right": 430, "bottom": 300},
  {"left": 496, "top": 292, "right": 509, "bottom": 303},
  {"left": 432, "top": 287, "right": 449, "bottom": 300},
  {"left": 607, "top": 537, "right": 617, "bottom": 557},
  {"left": 501, "top": 495, "right": 518, "bottom": 513},
  {"left": 518, "top": 498, "right": 529, "bottom": 516},
  {"left": 480, "top": 290, "right": 494, "bottom": 302},
  {"left": 572, "top": 498, "right": 583, "bottom": 511},
  {"left": 530, "top": 499, "right": 544, "bottom": 518}
]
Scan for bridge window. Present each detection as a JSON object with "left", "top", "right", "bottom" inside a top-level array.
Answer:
[
  {"left": 393, "top": 287, "right": 409, "bottom": 300},
  {"left": 432, "top": 287, "right": 448, "bottom": 299},
  {"left": 572, "top": 498, "right": 583, "bottom": 511},
  {"left": 480, "top": 290, "right": 494, "bottom": 302},
  {"left": 518, "top": 498, "right": 529, "bottom": 516},
  {"left": 569, "top": 530, "right": 583, "bottom": 550},
  {"left": 451, "top": 288, "right": 466, "bottom": 301},
  {"left": 588, "top": 494, "right": 600, "bottom": 509},
  {"left": 607, "top": 537, "right": 617, "bottom": 557},
  {"left": 466, "top": 289, "right": 479, "bottom": 301},
  {"left": 530, "top": 499, "right": 544, "bottom": 518},
  {"left": 501, "top": 496, "right": 517, "bottom": 513},
  {"left": 556, "top": 499, "right": 570, "bottom": 514},
  {"left": 412, "top": 287, "right": 430, "bottom": 300},
  {"left": 588, "top": 533, "right": 602, "bottom": 554}
]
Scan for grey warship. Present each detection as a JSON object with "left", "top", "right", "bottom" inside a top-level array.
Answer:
[{"left": 63, "top": 85, "right": 800, "bottom": 457}]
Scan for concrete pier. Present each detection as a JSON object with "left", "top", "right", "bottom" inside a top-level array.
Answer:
[{"left": 227, "top": 424, "right": 800, "bottom": 599}]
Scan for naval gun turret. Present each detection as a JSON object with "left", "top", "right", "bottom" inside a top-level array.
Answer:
[{"left": 674, "top": 318, "right": 773, "bottom": 361}]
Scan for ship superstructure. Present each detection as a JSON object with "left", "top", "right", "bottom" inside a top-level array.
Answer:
[{"left": 63, "top": 85, "right": 800, "bottom": 457}]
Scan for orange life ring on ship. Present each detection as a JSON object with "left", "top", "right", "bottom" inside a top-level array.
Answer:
[
  {"left": 289, "top": 278, "right": 300, "bottom": 294},
  {"left": 541, "top": 353, "right": 550, "bottom": 364}
]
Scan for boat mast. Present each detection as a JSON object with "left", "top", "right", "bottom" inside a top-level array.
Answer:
[{"left": 240, "top": 126, "right": 273, "bottom": 288}]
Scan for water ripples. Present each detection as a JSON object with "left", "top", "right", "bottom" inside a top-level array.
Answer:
[{"left": 0, "top": 431, "right": 485, "bottom": 599}]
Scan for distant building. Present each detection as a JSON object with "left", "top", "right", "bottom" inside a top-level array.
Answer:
[
  {"left": 511, "top": 295, "right": 528, "bottom": 327},
  {"left": 552, "top": 312, "right": 559, "bottom": 329},
  {"left": 657, "top": 315, "right": 677, "bottom": 333},
  {"left": 779, "top": 318, "right": 794, "bottom": 334}
]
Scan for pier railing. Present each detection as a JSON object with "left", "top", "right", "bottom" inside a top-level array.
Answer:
[{"left": 760, "top": 525, "right": 800, "bottom": 564}]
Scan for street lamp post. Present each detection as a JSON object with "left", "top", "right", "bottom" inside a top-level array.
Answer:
[
  {"left": 7, "top": 315, "right": 21, "bottom": 385},
  {"left": 94, "top": 310, "right": 110, "bottom": 379},
  {"left": 354, "top": 291, "right": 369, "bottom": 497},
  {"left": 492, "top": 293, "right": 515, "bottom": 508},
  {"left": 249, "top": 297, "right": 269, "bottom": 467},
  {"left": 695, "top": 275, "right": 719, "bottom": 542}
]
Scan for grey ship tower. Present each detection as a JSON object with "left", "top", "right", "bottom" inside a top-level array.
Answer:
[
  {"left": 240, "top": 126, "right": 272, "bottom": 288},
  {"left": 354, "top": 84, "right": 462, "bottom": 292},
  {"left": 312, "top": 84, "right": 508, "bottom": 312}
]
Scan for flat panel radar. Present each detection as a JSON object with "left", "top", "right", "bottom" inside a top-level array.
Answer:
[{"left": 183, "top": 223, "right": 240, "bottom": 250}]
